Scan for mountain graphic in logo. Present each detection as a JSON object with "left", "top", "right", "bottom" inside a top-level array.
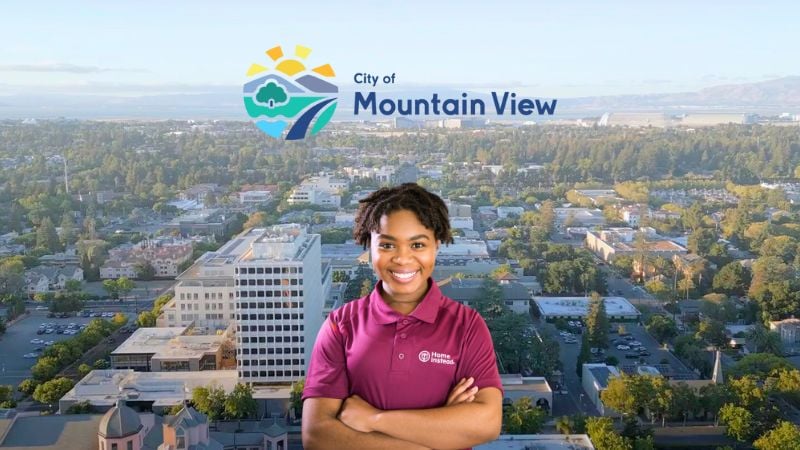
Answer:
[{"left": 243, "top": 45, "right": 338, "bottom": 140}]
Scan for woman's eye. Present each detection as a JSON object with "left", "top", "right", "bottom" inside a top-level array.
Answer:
[
  {"left": 412, "top": 242, "right": 425, "bottom": 249},
  {"left": 379, "top": 243, "right": 394, "bottom": 249}
]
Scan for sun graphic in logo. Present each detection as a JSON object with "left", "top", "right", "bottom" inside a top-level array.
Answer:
[{"left": 243, "top": 45, "right": 338, "bottom": 140}]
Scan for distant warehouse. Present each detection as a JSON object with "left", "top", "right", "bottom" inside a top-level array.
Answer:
[{"left": 533, "top": 296, "right": 640, "bottom": 321}]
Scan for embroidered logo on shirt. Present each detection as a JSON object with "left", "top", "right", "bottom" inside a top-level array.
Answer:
[{"left": 418, "top": 350, "right": 455, "bottom": 365}]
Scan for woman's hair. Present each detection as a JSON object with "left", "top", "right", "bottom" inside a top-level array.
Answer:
[{"left": 353, "top": 183, "right": 453, "bottom": 248}]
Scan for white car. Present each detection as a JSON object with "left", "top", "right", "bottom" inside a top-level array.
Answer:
[
  {"left": 44, "top": 341, "right": 55, "bottom": 346},
  {"left": 23, "top": 353, "right": 39, "bottom": 359},
  {"left": 35, "top": 306, "right": 48, "bottom": 311},
  {"left": 30, "top": 338, "right": 44, "bottom": 344},
  {"left": 616, "top": 344, "right": 631, "bottom": 350},
  {"left": 629, "top": 341, "right": 642, "bottom": 347}
]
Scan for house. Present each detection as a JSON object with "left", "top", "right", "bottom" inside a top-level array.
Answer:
[
  {"left": 439, "top": 277, "right": 531, "bottom": 314},
  {"left": 25, "top": 266, "right": 84, "bottom": 294}
]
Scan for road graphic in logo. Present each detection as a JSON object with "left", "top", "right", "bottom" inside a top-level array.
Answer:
[{"left": 243, "top": 45, "right": 338, "bottom": 140}]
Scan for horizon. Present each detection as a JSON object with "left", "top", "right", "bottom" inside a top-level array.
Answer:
[{"left": 2, "top": 0, "right": 799, "bottom": 101}]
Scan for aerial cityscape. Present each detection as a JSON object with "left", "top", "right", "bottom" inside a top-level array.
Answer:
[{"left": 2, "top": 1, "right": 800, "bottom": 449}]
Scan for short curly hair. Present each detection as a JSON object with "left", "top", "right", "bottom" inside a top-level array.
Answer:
[{"left": 353, "top": 183, "right": 453, "bottom": 248}]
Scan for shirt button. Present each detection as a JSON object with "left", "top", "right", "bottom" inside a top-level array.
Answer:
[
  {"left": 400, "top": 333, "right": 407, "bottom": 339},
  {"left": 402, "top": 319, "right": 409, "bottom": 325},
  {"left": 399, "top": 353, "right": 405, "bottom": 359}
]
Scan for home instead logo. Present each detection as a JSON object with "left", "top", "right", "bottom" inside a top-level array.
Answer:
[{"left": 243, "top": 45, "right": 338, "bottom": 140}]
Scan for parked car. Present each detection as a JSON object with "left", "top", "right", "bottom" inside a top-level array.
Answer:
[
  {"left": 625, "top": 352, "right": 641, "bottom": 359},
  {"left": 638, "top": 350, "right": 651, "bottom": 357},
  {"left": 35, "top": 306, "right": 48, "bottom": 311},
  {"left": 30, "top": 338, "right": 44, "bottom": 344},
  {"left": 616, "top": 344, "right": 631, "bottom": 350},
  {"left": 36, "top": 329, "right": 45, "bottom": 335},
  {"left": 23, "top": 353, "right": 38, "bottom": 359},
  {"left": 629, "top": 341, "right": 642, "bottom": 347}
]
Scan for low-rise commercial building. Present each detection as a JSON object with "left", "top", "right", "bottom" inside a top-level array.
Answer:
[
  {"left": 110, "top": 325, "right": 235, "bottom": 372},
  {"left": 534, "top": 296, "right": 640, "bottom": 321}
]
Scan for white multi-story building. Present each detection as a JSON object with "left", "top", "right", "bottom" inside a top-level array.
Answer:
[
  {"left": 166, "top": 235, "right": 262, "bottom": 330},
  {"left": 286, "top": 188, "right": 341, "bottom": 208},
  {"left": 234, "top": 224, "right": 327, "bottom": 384}
]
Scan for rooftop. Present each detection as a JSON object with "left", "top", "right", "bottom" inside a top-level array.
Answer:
[
  {"left": 112, "top": 326, "right": 230, "bottom": 360},
  {"left": 476, "top": 434, "right": 595, "bottom": 450},
  {"left": 534, "top": 296, "right": 640, "bottom": 317},
  {"left": 0, "top": 414, "right": 102, "bottom": 450},
  {"left": 588, "top": 364, "right": 619, "bottom": 389},
  {"left": 61, "top": 370, "right": 240, "bottom": 408}
]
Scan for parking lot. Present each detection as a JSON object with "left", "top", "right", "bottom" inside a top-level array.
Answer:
[
  {"left": 542, "top": 319, "right": 695, "bottom": 416},
  {"left": 0, "top": 310, "right": 129, "bottom": 388}
]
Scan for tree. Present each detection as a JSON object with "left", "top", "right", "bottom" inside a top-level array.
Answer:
[
  {"left": 473, "top": 278, "right": 507, "bottom": 321},
  {"left": 136, "top": 310, "right": 157, "bottom": 327},
  {"left": 687, "top": 228, "right": 717, "bottom": 256},
  {"left": 133, "top": 261, "right": 156, "bottom": 280},
  {"left": 224, "top": 383, "right": 257, "bottom": 427},
  {"left": 59, "top": 213, "right": 76, "bottom": 247},
  {"left": 698, "top": 383, "right": 732, "bottom": 423},
  {"left": 746, "top": 326, "right": 783, "bottom": 356},
  {"left": 695, "top": 319, "right": 728, "bottom": 348},
  {"left": 256, "top": 81, "right": 288, "bottom": 107},
  {"left": 645, "top": 315, "right": 678, "bottom": 344},
  {"left": 670, "top": 382, "right": 699, "bottom": 425},
  {"left": 729, "top": 353, "right": 792, "bottom": 379},
  {"left": 719, "top": 403, "right": 756, "bottom": 442},
  {"left": 290, "top": 378, "right": 305, "bottom": 421},
  {"left": 193, "top": 383, "right": 227, "bottom": 422},
  {"left": 66, "top": 400, "right": 94, "bottom": 414},
  {"left": 32, "top": 377, "right": 75, "bottom": 408},
  {"left": 31, "top": 356, "right": 60, "bottom": 381},
  {"left": 64, "top": 279, "right": 82, "bottom": 293},
  {"left": 502, "top": 397, "right": 547, "bottom": 434},
  {"left": 586, "top": 416, "right": 632, "bottom": 450},
  {"left": 36, "top": 217, "right": 61, "bottom": 252},
  {"left": 102, "top": 279, "right": 120, "bottom": 299},
  {"left": 78, "top": 363, "right": 92, "bottom": 377},
  {"left": 112, "top": 312, "right": 128, "bottom": 327},
  {"left": 17, "top": 379, "right": 39, "bottom": 396},
  {"left": 116, "top": 277, "right": 135, "bottom": 298},
  {"left": 601, "top": 376, "right": 638, "bottom": 417},
  {"left": 586, "top": 293, "right": 609, "bottom": 349},
  {"left": 754, "top": 421, "right": 800, "bottom": 450},
  {"left": 712, "top": 262, "right": 750, "bottom": 296}
]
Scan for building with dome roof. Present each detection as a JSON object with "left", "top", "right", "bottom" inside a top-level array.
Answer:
[{"left": 98, "top": 399, "right": 146, "bottom": 450}]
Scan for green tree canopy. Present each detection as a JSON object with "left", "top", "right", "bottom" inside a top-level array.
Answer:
[{"left": 256, "top": 81, "right": 288, "bottom": 108}]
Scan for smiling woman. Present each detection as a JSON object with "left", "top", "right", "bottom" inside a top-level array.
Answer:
[{"left": 302, "top": 183, "right": 503, "bottom": 450}]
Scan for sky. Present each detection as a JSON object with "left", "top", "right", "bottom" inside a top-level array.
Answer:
[{"left": 1, "top": 0, "right": 798, "bottom": 98}]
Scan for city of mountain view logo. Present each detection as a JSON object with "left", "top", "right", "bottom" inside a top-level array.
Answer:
[{"left": 243, "top": 45, "right": 338, "bottom": 140}]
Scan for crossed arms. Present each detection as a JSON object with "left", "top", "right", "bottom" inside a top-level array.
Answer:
[{"left": 302, "top": 378, "right": 502, "bottom": 450}]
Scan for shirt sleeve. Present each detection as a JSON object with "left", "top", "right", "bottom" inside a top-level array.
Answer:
[
  {"left": 302, "top": 316, "right": 350, "bottom": 401},
  {"left": 456, "top": 313, "right": 504, "bottom": 394}
]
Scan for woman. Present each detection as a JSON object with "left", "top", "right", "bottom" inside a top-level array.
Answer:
[{"left": 302, "top": 183, "right": 503, "bottom": 450}]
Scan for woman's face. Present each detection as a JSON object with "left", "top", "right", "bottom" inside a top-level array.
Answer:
[{"left": 370, "top": 209, "right": 439, "bottom": 310}]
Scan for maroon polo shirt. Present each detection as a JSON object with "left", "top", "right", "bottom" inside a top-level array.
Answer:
[{"left": 303, "top": 279, "right": 503, "bottom": 412}]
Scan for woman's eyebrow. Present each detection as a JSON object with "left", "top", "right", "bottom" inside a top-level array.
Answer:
[{"left": 377, "top": 234, "right": 430, "bottom": 241}]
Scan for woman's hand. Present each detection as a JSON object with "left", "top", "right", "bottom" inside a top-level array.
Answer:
[{"left": 445, "top": 377, "right": 479, "bottom": 406}]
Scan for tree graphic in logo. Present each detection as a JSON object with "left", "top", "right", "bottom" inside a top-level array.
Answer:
[
  {"left": 255, "top": 82, "right": 289, "bottom": 108},
  {"left": 243, "top": 45, "right": 338, "bottom": 140}
]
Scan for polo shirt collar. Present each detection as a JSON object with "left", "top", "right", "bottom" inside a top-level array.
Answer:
[{"left": 370, "top": 278, "right": 444, "bottom": 325}]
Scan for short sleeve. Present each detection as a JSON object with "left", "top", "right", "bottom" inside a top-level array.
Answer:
[
  {"left": 456, "top": 313, "right": 503, "bottom": 394},
  {"left": 302, "top": 317, "right": 350, "bottom": 400}
]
